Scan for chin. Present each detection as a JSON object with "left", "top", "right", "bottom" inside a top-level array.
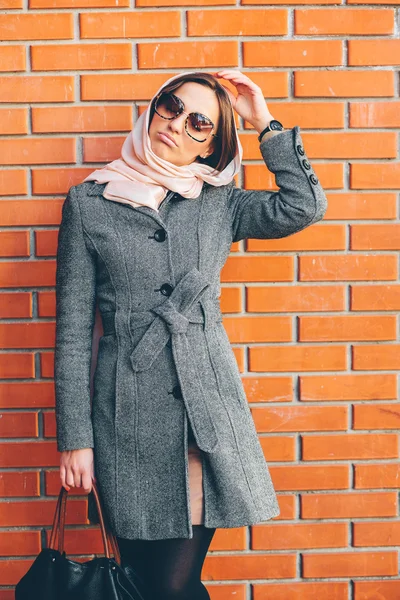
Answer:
[
  {"left": 151, "top": 139, "right": 183, "bottom": 166},
  {"left": 150, "top": 138, "right": 170, "bottom": 158}
]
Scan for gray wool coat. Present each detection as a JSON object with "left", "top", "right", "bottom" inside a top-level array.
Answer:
[{"left": 54, "top": 125, "right": 328, "bottom": 540}]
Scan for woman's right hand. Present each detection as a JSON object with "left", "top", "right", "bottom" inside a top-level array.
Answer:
[{"left": 60, "top": 448, "right": 95, "bottom": 493}]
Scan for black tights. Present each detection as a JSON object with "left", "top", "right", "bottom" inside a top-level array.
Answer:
[{"left": 116, "top": 525, "right": 216, "bottom": 600}]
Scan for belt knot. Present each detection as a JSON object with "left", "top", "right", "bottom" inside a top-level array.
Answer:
[{"left": 151, "top": 299, "right": 189, "bottom": 335}]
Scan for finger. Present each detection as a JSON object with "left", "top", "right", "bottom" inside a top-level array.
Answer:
[
  {"left": 214, "top": 70, "right": 261, "bottom": 96},
  {"left": 215, "top": 70, "right": 253, "bottom": 83},
  {"left": 216, "top": 72, "right": 247, "bottom": 82},
  {"left": 74, "top": 469, "right": 82, "bottom": 488},
  {"left": 60, "top": 465, "right": 70, "bottom": 491},
  {"left": 81, "top": 471, "right": 92, "bottom": 493},
  {"left": 215, "top": 69, "right": 243, "bottom": 76},
  {"left": 60, "top": 464, "right": 65, "bottom": 485},
  {"left": 65, "top": 467, "right": 76, "bottom": 489}
]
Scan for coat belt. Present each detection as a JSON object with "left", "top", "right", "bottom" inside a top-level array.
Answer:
[{"left": 101, "top": 268, "right": 222, "bottom": 453}]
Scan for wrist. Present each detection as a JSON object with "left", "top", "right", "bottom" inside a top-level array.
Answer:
[
  {"left": 253, "top": 116, "right": 275, "bottom": 135},
  {"left": 259, "top": 129, "right": 283, "bottom": 144}
]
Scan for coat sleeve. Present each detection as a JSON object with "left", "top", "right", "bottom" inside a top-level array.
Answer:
[
  {"left": 228, "top": 125, "right": 328, "bottom": 242},
  {"left": 54, "top": 186, "right": 97, "bottom": 452}
]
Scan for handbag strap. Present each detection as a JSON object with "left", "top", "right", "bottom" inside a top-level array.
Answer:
[
  {"left": 48, "top": 482, "right": 121, "bottom": 564},
  {"left": 49, "top": 486, "right": 64, "bottom": 549},
  {"left": 107, "top": 530, "right": 121, "bottom": 561}
]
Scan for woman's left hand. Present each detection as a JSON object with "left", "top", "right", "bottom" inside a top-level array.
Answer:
[{"left": 214, "top": 70, "right": 274, "bottom": 134}]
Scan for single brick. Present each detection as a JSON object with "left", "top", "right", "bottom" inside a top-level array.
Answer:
[
  {"left": 138, "top": 41, "right": 238, "bottom": 69},
  {"left": 0, "top": 108, "right": 28, "bottom": 134},
  {"left": 351, "top": 162, "right": 400, "bottom": 189},
  {"left": 223, "top": 316, "right": 292, "bottom": 343},
  {"left": 299, "top": 255, "right": 398, "bottom": 281},
  {"left": 353, "top": 345, "right": 400, "bottom": 371},
  {"left": 32, "top": 105, "right": 132, "bottom": 133},
  {"left": 187, "top": 9, "right": 287, "bottom": 36},
  {"left": 350, "top": 101, "right": 400, "bottom": 128},
  {"left": 246, "top": 285, "right": 345, "bottom": 313},
  {"left": 81, "top": 73, "right": 172, "bottom": 101},
  {"left": 0, "top": 76, "right": 74, "bottom": 103},
  {"left": 351, "top": 284, "right": 400, "bottom": 311},
  {"left": 32, "top": 168, "right": 93, "bottom": 195},
  {"left": 325, "top": 193, "right": 397, "bottom": 220},
  {"left": 0, "top": 13, "right": 73, "bottom": 40},
  {"left": 80, "top": 11, "right": 180, "bottom": 38},
  {"left": 355, "top": 464, "right": 400, "bottom": 489},
  {"left": 302, "top": 433, "right": 398, "bottom": 460},
  {"left": 349, "top": 39, "right": 400, "bottom": 66},
  {"left": 300, "top": 374, "right": 397, "bottom": 401},
  {"left": 295, "top": 70, "right": 394, "bottom": 97},
  {"left": 0, "top": 46, "right": 25, "bottom": 72},
  {"left": 222, "top": 256, "right": 294, "bottom": 283},
  {"left": 299, "top": 315, "right": 397, "bottom": 342},
  {"left": 252, "top": 405, "right": 348, "bottom": 432},
  {"left": 0, "top": 170, "right": 27, "bottom": 196},
  {"left": 0, "top": 138, "right": 75, "bottom": 165},
  {"left": 295, "top": 8, "right": 394, "bottom": 35},
  {"left": 353, "top": 403, "right": 400, "bottom": 430},
  {"left": 303, "top": 551, "right": 397, "bottom": 578},
  {"left": 244, "top": 40, "right": 342, "bottom": 67},
  {"left": 31, "top": 43, "right": 132, "bottom": 71},
  {"left": 30, "top": 0, "right": 129, "bottom": 6},
  {"left": 249, "top": 345, "right": 347, "bottom": 373}
]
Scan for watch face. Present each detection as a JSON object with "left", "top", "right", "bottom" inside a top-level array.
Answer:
[{"left": 269, "top": 120, "right": 284, "bottom": 131}]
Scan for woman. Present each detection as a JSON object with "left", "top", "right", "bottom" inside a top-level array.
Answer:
[{"left": 55, "top": 70, "right": 328, "bottom": 599}]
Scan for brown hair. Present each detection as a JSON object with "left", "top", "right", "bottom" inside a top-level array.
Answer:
[{"left": 148, "top": 72, "right": 238, "bottom": 172}]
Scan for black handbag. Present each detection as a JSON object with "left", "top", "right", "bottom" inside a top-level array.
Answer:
[{"left": 15, "top": 481, "right": 150, "bottom": 600}]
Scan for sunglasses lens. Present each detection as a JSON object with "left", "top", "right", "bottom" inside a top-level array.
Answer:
[
  {"left": 187, "top": 113, "right": 214, "bottom": 142},
  {"left": 155, "top": 93, "right": 181, "bottom": 118}
]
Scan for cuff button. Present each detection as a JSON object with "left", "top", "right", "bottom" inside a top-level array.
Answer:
[
  {"left": 310, "top": 174, "right": 319, "bottom": 185},
  {"left": 297, "top": 144, "right": 305, "bottom": 155}
]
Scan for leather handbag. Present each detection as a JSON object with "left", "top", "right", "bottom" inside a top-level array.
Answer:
[{"left": 15, "top": 481, "right": 150, "bottom": 600}]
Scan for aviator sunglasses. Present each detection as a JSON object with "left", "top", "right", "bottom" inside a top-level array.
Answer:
[{"left": 154, "top": 92, "right": 218, "bottom": 143}]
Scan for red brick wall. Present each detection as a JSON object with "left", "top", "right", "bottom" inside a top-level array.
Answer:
[{"left": 0, "top": 1, "right": 400, "bottom": 598}]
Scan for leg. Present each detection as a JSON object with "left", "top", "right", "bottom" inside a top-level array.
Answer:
[{"left": 116, "top": 524, "right": 216, "bottom": 600}]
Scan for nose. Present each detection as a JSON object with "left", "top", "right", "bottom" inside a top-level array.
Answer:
[{"left": 168, "top": 112, "right": 186, "bottom": 135}]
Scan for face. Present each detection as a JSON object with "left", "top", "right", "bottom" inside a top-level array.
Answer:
[{"left": 148, "top": 82, "right": 220, "bottom": 167}]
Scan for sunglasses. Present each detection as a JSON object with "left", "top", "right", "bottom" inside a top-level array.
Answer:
[{"left": 154, "top": 92, "right": 218, "bottom": 143}]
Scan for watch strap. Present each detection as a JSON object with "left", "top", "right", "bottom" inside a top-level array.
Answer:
[{"left": 258, "top": 120, "right": 284, "bottom": 143}]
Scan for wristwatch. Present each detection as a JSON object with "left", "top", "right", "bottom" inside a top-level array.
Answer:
[{"left": 258, "top": 119, "right": 284, "bottom": 143}]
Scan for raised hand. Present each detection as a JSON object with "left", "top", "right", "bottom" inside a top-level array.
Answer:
[{"left": 214, "top": 70, "right": 275, "bottom": 134}]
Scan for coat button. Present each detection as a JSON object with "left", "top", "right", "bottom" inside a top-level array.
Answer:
[
  {"left": 309, "top": 174, "right": 319, "bottom": 185},
  {"left": 302, "top": 159, "right": 311, "bottom": 170},
  {"left": 171, "top": 385, "right": 182, "bottom": 399},
  {"left": 154, "top": 229, "right": 167, "bottom": 242},
  {"left": 297, "top": 144, "right": 305, "bottom": 156},
  {"left": 160, "top": 283, "right": 173, "bottom": 296}
]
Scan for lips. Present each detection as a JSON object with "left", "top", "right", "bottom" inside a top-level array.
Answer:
[{"left": 158, "top": 132, "right": 178, "bottom": 147}]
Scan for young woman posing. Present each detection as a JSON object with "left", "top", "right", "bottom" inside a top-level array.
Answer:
[{"left": 55, "top": 70, "right": 327, "bottom": 599}]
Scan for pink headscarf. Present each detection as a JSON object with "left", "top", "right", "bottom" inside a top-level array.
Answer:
[{"left": 83, "top": 71, "right": 243, "bottom": 212}]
